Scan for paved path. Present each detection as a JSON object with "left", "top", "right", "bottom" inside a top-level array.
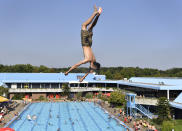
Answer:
[{"left": 0, "top": 101, "right": 25, "bottom": 128}]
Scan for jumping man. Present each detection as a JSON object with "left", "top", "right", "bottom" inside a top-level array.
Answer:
[{"left": 65, "top": 5, "right": 103, "bottom": 82}]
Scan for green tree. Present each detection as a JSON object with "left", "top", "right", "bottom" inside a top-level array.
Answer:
[
  {"left": 113, "top": 72, "right": 123, "bottom": 80},
  {"left": 156, "top": 97, "right": 171, "bottom": 123},
  {"left": 1, "top": 64, "right": 182, "bottom": 79},
  {"left": 0, "top": 86, "right": 8, "bottom": 96},
  {"left": 62, "top": 83, "right": 70, "bottom": 97},
  {"left": 175, "top": 71, "right": 182, "bottom": 77},
  {"left": 39, "top": 65, "right": 49, "bottom": 73},
  {"left": 109, "top": 91, "right": 126, "bottom": 107},
  {"left": 24, "top": 64, "right": 34, "bottom": 72}
]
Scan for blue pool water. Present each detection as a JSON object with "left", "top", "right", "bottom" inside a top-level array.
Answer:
[{"left": 9, "top": 102, "right": 127, "bottom": 131}]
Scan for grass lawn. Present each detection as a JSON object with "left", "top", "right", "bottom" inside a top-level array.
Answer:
[{"left": 174, "top": 120, "right": 182, "bottom": 131}]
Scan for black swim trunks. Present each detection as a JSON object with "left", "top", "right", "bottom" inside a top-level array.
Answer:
[{"left": 81, "top": 30, "right": 93, "bottom": 47}]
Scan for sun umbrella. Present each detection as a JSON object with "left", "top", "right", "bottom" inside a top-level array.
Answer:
[
  {"left": 0, "top": 96, "right": 9, "bottom": 102},
  {"left": 0, "top": 128, "right": 15, "bottom": 131}
]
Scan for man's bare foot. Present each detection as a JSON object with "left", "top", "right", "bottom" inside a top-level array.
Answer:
[
  {"left": 93, "top": 5, "right": 99, "bottom": 15},
  {"left": 98, "top": 7, "right": 103, "bottom": 14},
  {"left": 79, "top": 79, "right": 83, "bottom": 82},
  {"left": 94, "top": 5, "right": 97, "bottom": 13}
]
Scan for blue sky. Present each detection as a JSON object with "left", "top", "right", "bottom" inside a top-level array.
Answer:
[{"left": 0, "top": 0, "right": 181, "bottom": 70}]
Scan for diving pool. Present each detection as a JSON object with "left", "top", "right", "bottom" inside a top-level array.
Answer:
[{"left": 9, "top": 102, "right": 127, "bottom": 131}]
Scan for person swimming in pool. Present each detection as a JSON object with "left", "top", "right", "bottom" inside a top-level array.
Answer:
[
  {"left": 27, "top": 114, "right": 31, "bottom": 121},
  {"left": 65, "top": 5, "right": 102, "bottom": 82}
]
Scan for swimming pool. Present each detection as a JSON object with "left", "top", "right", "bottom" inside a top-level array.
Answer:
[{"left": 9, "top": 102, "right": 127, "bottom": 131}]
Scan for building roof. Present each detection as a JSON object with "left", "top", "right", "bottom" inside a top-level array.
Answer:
[
  {"left": 174, "top": 92, "right": 182, "bottom": 103},
  {"left": 130, "top": 77, "right": 182, "bottom": 86},
  {"left": 170, "top": 92, "right": 182, "bottom": 110},
  {"left": 125, "top": 77, "right": 182, "bottom": 90},
  {"left": 1, "top": 73, "right": 182, "bottom": 90},
  {"left": 170, "top": 102, "right": 182, "bottom": 110},
  {"left": 0, "top": 73, "right": 106, "bottom": 83},
  {"left": 0, "top": 82, "right": 3, "bottom": 86}
]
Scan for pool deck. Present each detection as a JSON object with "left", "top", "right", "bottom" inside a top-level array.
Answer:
[
  {"left": 97, "top": 101, "right": 133, "bottom": 131},
  {"left": 98, "top": 104, "right": 132, "bottom": 131},
  {"left": 1, "top": 101, "right": 27, "bottom": 128}
]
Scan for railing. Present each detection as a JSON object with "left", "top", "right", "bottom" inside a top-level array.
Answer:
[
  {"left": 135, "top": 104, "right": 153, "bottom": 119},
  {"left": 9, "top": 88, "right": 114, "bottom": 93},
  {"left": 131, "top": 110, "right": 136, "bottom": 119}
]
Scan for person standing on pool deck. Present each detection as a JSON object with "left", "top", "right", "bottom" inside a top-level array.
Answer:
[{"left": 65, "top": 5, "right": 102, "bottom": 82}]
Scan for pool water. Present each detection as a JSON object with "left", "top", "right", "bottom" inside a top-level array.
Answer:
[{"left": 10, "top": 102, "right": 126, "bottom": 131}]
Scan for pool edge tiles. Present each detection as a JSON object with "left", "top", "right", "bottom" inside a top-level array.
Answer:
[
  {"left": 4, "top": 103, "right": 32, "bottom": 128},
  {"left": 90, "top": 102, "right": 132, "bottom": 130},
  {"left": 10, "top": 103, "right": 40, "bottom": 130},
  {"left": 8, "top": 102, "right": 129, "bottom": 131}
]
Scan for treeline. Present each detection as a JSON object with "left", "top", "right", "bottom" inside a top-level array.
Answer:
[{"left": 0, "top": 64, "right": 182, "bottom": 79}]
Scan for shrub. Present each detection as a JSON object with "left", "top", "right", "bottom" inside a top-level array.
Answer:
[
  {"left": 12, "top": 93, "right": 25, "bottom": 100},
  {"left": 101, "top": 95, "right": 109, "bottom": 101},
  {"left": 97, "top": 92, "right": 102, "bottom": 99},
  {"left": 76, "top": 92, "right": 82, "bottom": 99},
  {"left": 38, "top": 95, "right": 45, "bottom": 101},
  {"left": 85, "top": 92, "right": 93, "bottom": 99}
]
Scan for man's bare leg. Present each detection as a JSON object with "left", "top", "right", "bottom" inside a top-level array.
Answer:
[
  {"left": 65, "top": 59, "right": 91, "bottom": 75},
  {"left": 88, "top": 7, "right": 102, "bottom": 31},
  {"left": 81, "top": 5, "right": 99, "bottom": 30},
  {"left": 65, "top": 46, "right": 93, "bottom": 75},
  {"left": 88, "top": 14, "right": 100, "bottom": 31}
]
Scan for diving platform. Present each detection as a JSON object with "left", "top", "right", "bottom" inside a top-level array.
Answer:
[{"left": 126, "top": 93, "right": 156, "bottom": 119}]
